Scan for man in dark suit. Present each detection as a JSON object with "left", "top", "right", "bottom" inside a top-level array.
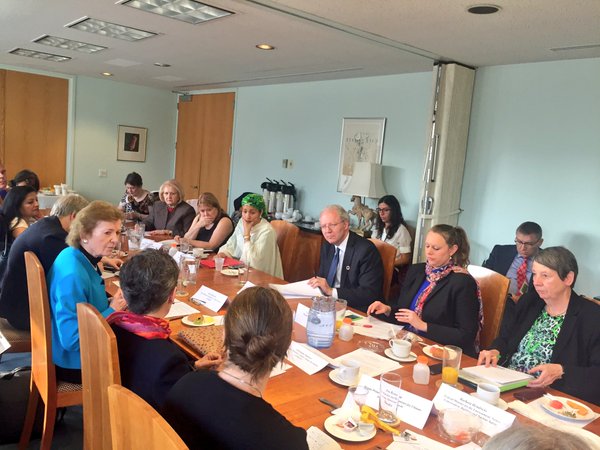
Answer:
[
  {"left": 308, "top": 205, "right": 383, "bottom": 311},
  {"left": 483, "top": 221, "right": 543, "bottom": 302},
  {"left": 0, "top": 194, "right": 90, "bottom": 330}
]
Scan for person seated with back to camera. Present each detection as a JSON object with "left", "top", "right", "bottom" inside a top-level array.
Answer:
[
  {"left": 163, "top": 286, "right": 308, "bottom": 450},
  {"left": 368, "top": 224, "right": 482, "bottom": 357},
  {"left": 143, "top": 179, "right": 195, "bottom": 237},
  {"left": 479, "top": 246, "right": 600, "bottom": 405},
  {"left": 108, "top": 249, "right": 222, "bottom": 411},
  {"left": 217, "top": 193, "right": 283, "bottom": 278},
  {"left": 308, "top": 204, "right": 383, "bottom": 312},
  {"left": 175, "top": 192, "right": 233, "bottom": 251}
]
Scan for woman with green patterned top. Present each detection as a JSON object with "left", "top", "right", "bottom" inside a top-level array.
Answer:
[{"left": 478, "top": 247, "right": 600, "bottom": 405}]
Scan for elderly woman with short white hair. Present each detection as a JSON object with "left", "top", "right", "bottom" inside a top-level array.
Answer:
[{"left": 143, "top": 179, "right": 195, "bottom": 237}]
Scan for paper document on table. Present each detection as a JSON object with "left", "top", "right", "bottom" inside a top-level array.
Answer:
[
  {"left": 165, "top": 300, "right": 198, "bottom": 319},
  {"left": 269, "top": 280, "right": 322, "bottom": 298},
  {"left": 460, "top": 365, "right": 534, "bottom": 387},
  {"left": 286, "top": 341, "right": 332, "bottom": 375},
  {"left": 333, "top": 348, "right": 400, "bottom": 378},
  {"left": 0, "top": 330, "right": 11, "bottom": 355},
  {"left": 140, "top": 238, "right": 163, "bottom": 250},
  {"left": 352, "top": 315, "right": 404, "bottom": 340},
  {"left": 388, "top": 430, "right": 454, "bottom": 449},
  {"left": 270, "top": 362, "right": 292, "bottom": 378},
  {"left": 111, "top": 280, "right": 120, "bottom": 288},
  {"left": 306, "top": 426, "right": 342, "bottom": 450}
]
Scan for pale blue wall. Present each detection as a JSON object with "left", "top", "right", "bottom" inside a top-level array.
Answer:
[
  {"left": 72, "top": 76, "right": 177, "bottom": 202},
  {"left": 460, "top": 58, "right": 600, "bottom": 296},
  {"left": 230, "top": 73, "right": 433, "bottom": 224}
]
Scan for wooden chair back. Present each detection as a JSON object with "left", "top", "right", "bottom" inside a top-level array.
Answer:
[
  {"left": 20, "top": 251, "right": 82, "bottom": 450},
  {"left": 270, "top": 220, "right": 300, "bottom": 280},
  {"left": 77, "top": 303, "right": 121, "bottom": 450},
  {"left": 467, "top": 264, "right": 510, "bottom": 349},
  {"left": 108, "top": 384, "right": 189, "bottom": 450},
  {"left": 368, "top": 238, "right": 396, "bottom": 301}
]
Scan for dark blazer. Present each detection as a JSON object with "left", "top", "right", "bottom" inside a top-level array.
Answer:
[
  {"left": 483, "top": 244, "right": 518, "bottom": 275},
  {"left": 112, "top": 325, "right": 193, "bottom": 411},
  {"left": 143, "top": 201, "right": 195, "bottom": 237},
  {"left": 379, "top": 263, "right": 480, "bottom": 357},
  {"left": 317, "top": 231, "right": 383, "bottom": 312},
  {"left": 491, "top": 291, "right": 600, "bottom": 405},
  {"left": 0, "top": 216, "right": 67, "bottom": 330}
]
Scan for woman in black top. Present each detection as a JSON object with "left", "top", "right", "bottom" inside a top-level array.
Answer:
[{"left": 176, "top": 192, "right": 233, "bottom": 250}]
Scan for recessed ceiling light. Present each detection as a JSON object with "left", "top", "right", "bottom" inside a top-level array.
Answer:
[
  {"left": 256, "top": 43, "right": 275, "bottom": 50},
  {"left": 9, "top": 48, "right": 71, "bottom": 62},
  {"left": 33, "top": 35, "right": 107, "bottom": 53},
  {"left": 118, "top": 0, "right": 233, "bottom": 24},
  {"left": 66, "top": 17, "right": 156, "bottom": 41},
  {"left": 154, "top": 62, "right": 171, "bottom": 67},
  {"left": 467, "top": 4, "right": 501, "bottom": 14},
  {"left": 102, "top": 72, "right": 114, "bottom": 76}
]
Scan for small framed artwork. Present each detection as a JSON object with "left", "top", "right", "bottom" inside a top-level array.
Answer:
[
  {"left": 337, "top": 117, "right": 386, "bottom": 192},
  {"left": 117, "top": 125, "right": 147, "bottom": 162}
]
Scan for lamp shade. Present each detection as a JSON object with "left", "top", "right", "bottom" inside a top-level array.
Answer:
[{"left": 342, "top": 162, "right": 386, "bottom": 198}]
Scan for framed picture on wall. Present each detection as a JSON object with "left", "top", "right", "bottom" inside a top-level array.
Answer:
[
  {"left": 337, "top": 117, "right": 386, "bottom": 192},
  {"left": 117, "top": 125, "right": 147, "bottom": 162}
]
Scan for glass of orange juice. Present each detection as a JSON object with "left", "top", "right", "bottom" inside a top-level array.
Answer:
[
  {"left": 441, "top": 345, "right": 462, "bottom": 387},
  {"left": 335, "top": 299, "right": 347, "bottom": 331}
]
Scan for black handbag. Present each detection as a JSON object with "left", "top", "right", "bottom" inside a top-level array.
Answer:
[{"left": 0, "top": 366, "right": 42, "bottom": 444}]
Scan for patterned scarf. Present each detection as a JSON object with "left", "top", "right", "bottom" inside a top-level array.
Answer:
[
  {"left": 107, "top": 311, "right": 171, "bottom": 340},
  {"left": 414, "top": 261, "right": 484, "bottom": 349},
  {"left": 241, "top": 193, "right": 267, "bottom": 219}
]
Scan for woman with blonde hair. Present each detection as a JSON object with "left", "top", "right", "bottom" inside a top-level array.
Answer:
[
  {"left": 143, "top": 179, "right": 195, "bottom": 237},
  {"left": 164, "top": 286, "right": 308, "bottom": 449},
  {"left": 368, "top": 224, "right": 482, "bottom": 357},
  {"left": 48, "top": 201, "right": 128, "bottom": 383},
  {"left": 176, "top": 192, "right": 233, "bottom": 250}
]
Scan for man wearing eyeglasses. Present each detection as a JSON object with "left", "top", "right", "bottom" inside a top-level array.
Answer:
[
  {"left": 483, "top": 221, "right": 543, "bottom": 302},
  {"left": 308, "top": 204, "right": 383, "bottom": 311}
]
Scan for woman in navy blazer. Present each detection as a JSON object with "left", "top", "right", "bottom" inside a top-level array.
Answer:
[
  {"left": 368, "top": 224, "right": 482, "bottom": 357},
  {"left": 479, "top": 247, "right": 600, "bottom": 405}
]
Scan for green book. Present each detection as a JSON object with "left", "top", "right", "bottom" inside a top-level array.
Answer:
[{"left": 459, "top": 365, "right": 534, "bottom": 392}]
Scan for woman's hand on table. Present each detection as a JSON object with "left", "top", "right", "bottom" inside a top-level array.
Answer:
[
  {"left": 527, "top": 363, "right": 564, "bottom": 388},
  {"left": 101, "top": 256, "right": 123, "bottom": 269},
  {"left": 194, "top": 352, "right": 223, "bottom": 370},
  {"left": 394, "top": 308, "right": 427, "bottom": 332},
  {"left": 148, "top": 229, "right": 171, "bottom": 236},
  {"left": 367, "top": 301, "right": 391, "bottom": 316},
  {"left": 307, "top": 276, "right": 332, "bottom": 296},
  {"left": 110, "top": 289, "right": 128, "bottom": 311},
  {"left": 477, "top": 349, "right": 500, "bottom": 367}
]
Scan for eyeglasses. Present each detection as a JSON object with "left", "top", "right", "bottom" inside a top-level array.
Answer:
[
  {"left": 321, "top": 221, "right": 342, "bottom": 231},
  {"left": 514, "top": 238, "right": 540, "bottom": 248},
  {"left": 376, "top": 208, "right": 391, "bottom": 213}
]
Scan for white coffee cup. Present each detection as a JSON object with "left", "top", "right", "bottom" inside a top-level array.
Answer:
[
  {"left": 388, "top": 338, "right": 411, "bottom": 358},
  {"left": 476, "top": 383, "right": 500, "bottom": 405},
  {"left": 337, "top": 359, "right": 360, "bottom": 384}
]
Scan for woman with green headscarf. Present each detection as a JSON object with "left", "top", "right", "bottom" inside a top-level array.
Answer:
[{"left": 217, "top": 193, "right": 283, "bottom": 278}]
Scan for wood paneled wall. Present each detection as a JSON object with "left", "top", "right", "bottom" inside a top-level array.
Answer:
[{"left": 0, "top": 69, "right": 68, "bottom": 188}]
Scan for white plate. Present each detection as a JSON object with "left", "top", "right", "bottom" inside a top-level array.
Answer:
[
  {"left": 422, "top": 345, "right": 445, "bottom": 360},
  {"left": 470, "top": 393, "right": 508, "bottom": 411},
  {"left": 220, "top": 269, "right": 239, "bottom": 276},
  {"left": 384, "top": 348, "right": 417, "bottom": 362},
  {"left": 181, "top": 314, "right": 215, "bottom": 327},
  {"left": 541, "top": 396, "right": 594, "bottom": 421},
  {"left": 323, "top": 415, "right": 375, "bottom": 442},
  {"left": 328, "top": 369, "right": 358, "bottom": 387}
]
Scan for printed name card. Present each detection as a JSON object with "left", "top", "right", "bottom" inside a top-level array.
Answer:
[
  {"left": 295, "top": 303, "right": 310, "bottom": 327},
  {"left": 395, "top": 389, "right": 434, "bottom": 429},
  {"left": 432, "top": 383, "right": 515, "bottom": 436},
  {"left": 286, "top": 341, "right": 329, "bottom": 375},
  {"left": 191, "top": 285, "right": 228, "bottom": 312}
]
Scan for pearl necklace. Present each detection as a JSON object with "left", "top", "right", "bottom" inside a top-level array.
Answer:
[{"left": 220, "top": 371, "right": 263, "bottom": 398}]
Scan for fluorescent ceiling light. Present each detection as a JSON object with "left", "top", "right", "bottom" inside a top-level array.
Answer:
[
  {"left": 119, "top": 0, "right": 233, "bottom": 24},
  {"left": 66, "top": 17, "right": 156, "bottom": 41},
  {"left": 34, "top": 35, "right": 107, "bottom": 53},
  {"left": 9, "top": 48, "right": 71, "bottom": 62}
]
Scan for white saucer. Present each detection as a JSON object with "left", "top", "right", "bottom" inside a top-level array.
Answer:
[
  {"left": 470, "top": 392, "right": 508, "bottom": 411},
  {"left": 328, "top": 369, "right": 358, "bottom": 387},
  {"left": 220, "top": 269, "right": 238, "bottom": 276},
  {"left": 384, "top": 348, "right": 417, "bottom": 362},
  {"left": 323, "top": 415, "right": 375, "bottom": 442}
]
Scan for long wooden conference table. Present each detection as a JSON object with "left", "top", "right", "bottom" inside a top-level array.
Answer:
[{"left": 107, "top": 256, "right": 600, "bottom": 449}]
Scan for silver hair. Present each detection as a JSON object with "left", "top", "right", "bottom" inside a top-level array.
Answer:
[
  {"left": 483, "top": 424, "right": 590, "bottom": 450},
  {"left": 321, "top": 204, "right": 349, "bottom": 223},
  {"left": 50, "top": 194, "right": 89, "bottom": 218},
  {"left": 159, "top": 179, "right": 185, "bottom": 205},
  {"left": 534, "top": 246, "right": 578, "bottom": 287}
]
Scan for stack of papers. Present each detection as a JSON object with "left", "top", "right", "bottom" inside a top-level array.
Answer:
[
  {"left": 269, "top": 280, "right": 321, "bottom": 298},
  {"left": 165, "top": 300, "right": 198, "bottom": 319},
  {"left": 459, "top": 365, "right": 534, "bottom": 391},
  {"left": 333, "top": 348, "right": 400, "bottom": 378},
  {"left": 351, "top": 315, "right": 404, "bottom": 340}
]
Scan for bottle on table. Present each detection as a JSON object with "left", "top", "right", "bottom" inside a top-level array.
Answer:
[
  {"left": 168, "top": 243, "right": 178, "bottom": 257},
  {"left": 338, "top": 318, "right": 354, "bottom": 341},
  {"left": 413, "top": 355, "right": 430, "bottom": 385}
]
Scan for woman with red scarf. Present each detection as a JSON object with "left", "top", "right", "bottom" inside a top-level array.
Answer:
[
  {"left": 108, "top": 249, "right": 222, "bottom": 411},
  {"left": 367, "top": 224, "right": 482, "bottom": 357}
]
